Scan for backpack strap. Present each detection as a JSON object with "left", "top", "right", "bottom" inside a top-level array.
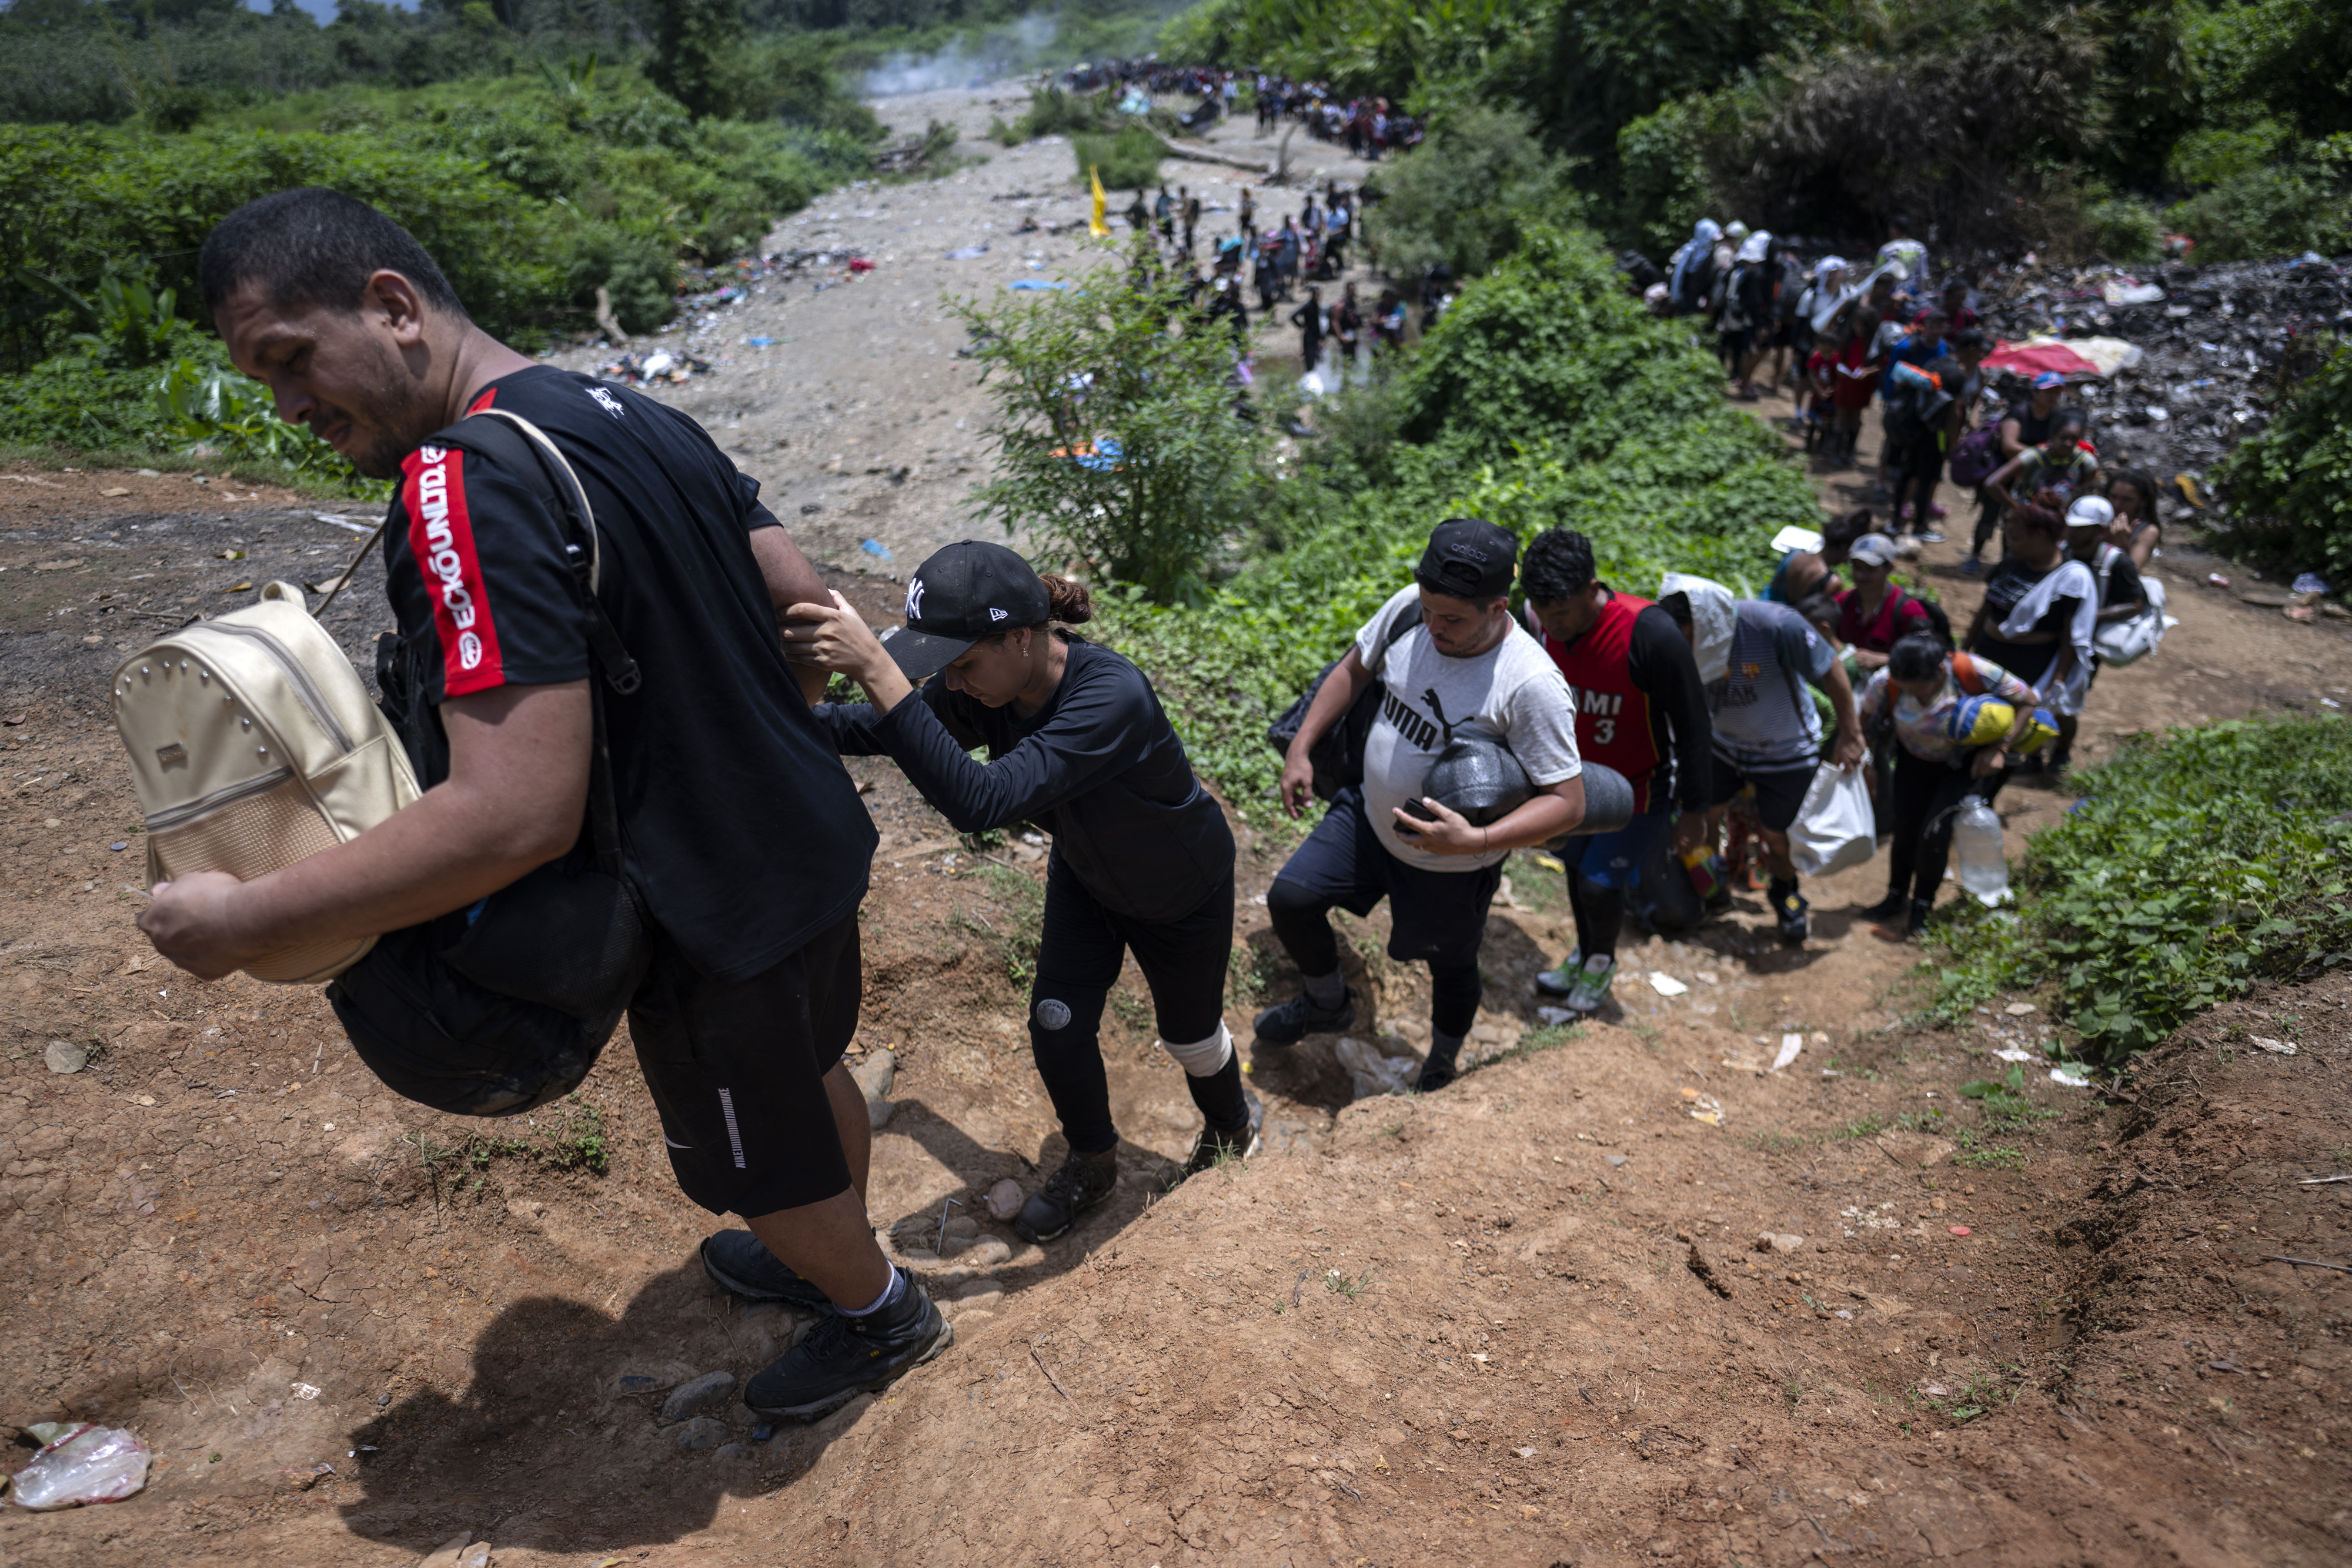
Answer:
[
  {"left": 1950, "top": 650, "right": 1987, "bottom": 696},
  {"left": 417, "top": 409, "right": 643, "bottom": 878},
  {"left": 430, "top": 409, "right": 643, "bottom": 696}
]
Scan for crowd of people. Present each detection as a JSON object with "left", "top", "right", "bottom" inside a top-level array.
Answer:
[{"left": 139, "top": 170, "right": 2169, "bottom": 1441}]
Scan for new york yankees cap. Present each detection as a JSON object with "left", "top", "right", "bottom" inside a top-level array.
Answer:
[{"left": 882, "top": 540, "right": 1052, "bottom": 680}]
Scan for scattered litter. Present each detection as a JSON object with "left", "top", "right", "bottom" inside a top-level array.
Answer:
[
  {"left": 1535, "top": 1005, "right": 1576, "bottom": 1027},
  {"left": 1769, "top": 524, "right": 1825, "bottom": 554},
  {"left": 1007, "top": 280, "right": 1069, "bottom": 290},
  {"left": 109, "top": 841, "right": 126, "bottom": 851},
  {"left": 2291, "top": 573, "right": 2331, "bottom": 596},
  {"left": 1335, "top": 1035, "right": 1422, "bottom": 1099},
  {"left": 8, "top": 1423, "right": 152, "bottom": 1509},
  {"left": 2100, "top": 279, "right": 2167, "bottom": 306},
  {"left": 985, "top": 1177, "right": 1025, "bottom": 1222},
  {"left": 2248, "top": 1036, "right": 2297, "bottom": 1055},
  {"left": 746, "top": 336, "right": 775, "bottom": 347},
  {"left": 1994, "top": 1048, "right": 2036, "bottom": 1062},
  {"left": 290, "top": 1382, "right": 321, "bottom": 1401},
  {"left": 944, "top": 245, "right": 991, "bottom": 260},
  {"left": 44, "top": 1039, "right": 86, "bottom": 1075},
  {"left": 2207, "top": 573, "right": 2231, "bottom": 588},
  {"left": 1949, "top": 1225, "right": 1972, "bottom": 1237},
  {"left": 2004, "top": 1002, "right": 2037, "bottom": 1016},
  {"left": 2050, "top": 1064, "right": 2094, "bottom": 1086},
  {"left": 1647, "top": 972, "right": 1688, "bottom": 997},
  {"left": 1688, "top": 1094, "right": 1723, "bottom": 1126},
  {"left": 1835, "top": 1309, "right": 1854, "bottom": 1320},
  {"left": 860, "top": 539, "right": 893, "bottom": 560},
  {"left": 1772, "top": 1033, "right": 1803, "bottom": 1072},
  {"left": 593, "top": 349, "right": 713, "bottom": 387}
]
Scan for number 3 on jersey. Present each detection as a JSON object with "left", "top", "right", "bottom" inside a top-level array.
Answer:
[{"left": 1591, "top": 717, "right": 1616, "bottom": 745}]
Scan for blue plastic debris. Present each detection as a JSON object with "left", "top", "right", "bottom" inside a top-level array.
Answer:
[
  {"left": 747, "top": 336, "right": 775, "bottom": 347},
  {"left": 1008, "top": 279, "right": 1068, "bottom": 291},
  {"left": 861, "top": 539, "right": 893, "bottom": 560},
  {"left": 751, "top": 1422, "right": 775, "bottom": 1442},
  {"left": 109, "top": 841, "right": 127, "bottom": 851}
]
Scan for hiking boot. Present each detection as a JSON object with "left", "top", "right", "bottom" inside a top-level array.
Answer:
[
  {"left": 1857, "top": 891, "right": 1910, "bottom": 927},
  {"left": 1564, "top": 954, "right": 1619, "bottom": 1015},
  {"left": 1012, "top": 1148, "right": 1119, "bottom": 1243},
  {"left": 1416, "top": 1043, "right": 1462, "bottom": 1093},
  {"left": 1772, "top": 885, "right": 1811, "bottom": 945},
  {"left": 1532, "top": 948, "right": 1584, "bottom": 998},
  {"left": 1177, "top": 1086, "right": 1264, "bottom": 1181},
  {"left": 700, "top": 1229, "right": 835, "bottom": 1314},
  {"left": 1252, "top": 985, "right": 1356, "bottom": 1044},
  {"left": 1906, "top": 897, "right": 1933, "bottom": 939},
  {"left": 741, "top": 1267, "right": 951, "bottom": 1422}
]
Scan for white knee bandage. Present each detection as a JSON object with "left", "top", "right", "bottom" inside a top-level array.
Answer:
[{"left": 1160, "top": 1021, "right": 1234, "bottom": 1078}]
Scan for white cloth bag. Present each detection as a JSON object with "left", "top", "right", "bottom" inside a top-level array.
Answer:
[{"left": 1789, "top": 761, "right": 1876, "bottom": 877}]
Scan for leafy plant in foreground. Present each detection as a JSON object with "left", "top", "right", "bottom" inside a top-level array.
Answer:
[{"left": 1925, "top": 713, "right": 2352, "bottom": 1062}]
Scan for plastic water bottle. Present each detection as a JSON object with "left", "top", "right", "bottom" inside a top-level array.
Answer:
[{"left": 1953, "top": 795, "right": 2009, "bottom": 902}]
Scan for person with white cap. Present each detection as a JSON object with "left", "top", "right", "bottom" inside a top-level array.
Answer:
[
  {"left": 1726, "top": 229, "right": 1779, "bottom": 399},
  {"left": 2056, "top": 495, "right": 2147, "bottom": 774},
  {"left": 781, "top": 541, "right": 1255, "bottom": 1243},
  {"left": 1668, "top": 218, "right": 1723, "bottom": 316}
]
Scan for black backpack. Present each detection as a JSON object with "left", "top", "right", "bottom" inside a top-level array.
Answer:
[
  {"left": 327, "top": 410, "right": 650, "bottom": 1118},
  {"left": 1264, "top": 606, "right": 1421, "bottom": 803}
]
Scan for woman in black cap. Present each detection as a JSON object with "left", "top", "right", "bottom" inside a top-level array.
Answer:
[{"left": 781, "top": 542, "right": 1251, "bottom": 1245}]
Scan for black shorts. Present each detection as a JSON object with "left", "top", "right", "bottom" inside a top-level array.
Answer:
[
  {"left": 1708, "top": 755, "right": 1819, "bottom": 834},
  {"left": 1273, "top": 787, "right": 1504, "bottom": 968},
  {"left": 627, "top": 910, "right": 860, "bottom": 1218}
]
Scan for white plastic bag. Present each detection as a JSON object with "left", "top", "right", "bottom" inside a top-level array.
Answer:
[
  {"left": 2093, "top": 576, "right": 2167, "bottom": 665},
  {"left": 9, "top": 1423, "right": 152, "bottom": 1509},
  {"left": 1334, "top": 1035, "right": 1421, "bottom": 1099},
  {"left": 1789, "top": 761, "right": 1875, "bottom": 877}
]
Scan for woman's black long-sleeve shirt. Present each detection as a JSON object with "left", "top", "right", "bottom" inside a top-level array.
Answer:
[{"left": 816, "top": 634, "right": 1234, "bottom": 922}]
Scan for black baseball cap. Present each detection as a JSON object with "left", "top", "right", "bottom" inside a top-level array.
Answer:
[
  {"left": 883, "top": 540, "right": 1051, "bottom": 680},
  {"left": 1415, "top": 517, "right": 1518, "bottom": 600}
]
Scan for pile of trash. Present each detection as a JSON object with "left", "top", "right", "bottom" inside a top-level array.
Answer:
[
  {"left": 1977, "top": 252, "right": 2352, "bottom": 509},
  {"left": 591, "top": 349, "right": 714, "bottom": 387}
]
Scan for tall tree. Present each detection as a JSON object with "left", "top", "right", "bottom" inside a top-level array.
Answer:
[{"left": 649, "top": 0, "right": 743, "bottom": 119}]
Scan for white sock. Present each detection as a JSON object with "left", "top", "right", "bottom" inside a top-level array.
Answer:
[{"left": 838, "top": 1268, "right": 904, "bottom": 1318}]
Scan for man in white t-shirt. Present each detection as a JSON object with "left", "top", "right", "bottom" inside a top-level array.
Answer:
[{"left": 1254, "top": 519, "right": 1585, "bottom": 1089}]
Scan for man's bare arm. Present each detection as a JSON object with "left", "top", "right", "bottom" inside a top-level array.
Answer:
[
  {"left": 138, "top": 681, "right": 592, "bottom": 978},
  {"left": 750, "top": 526, "right": 833, "bottom": 706}
]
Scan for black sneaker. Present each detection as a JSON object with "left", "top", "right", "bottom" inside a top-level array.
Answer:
[
  {"left": 741, "top": 1267, "right": 951, "bottom": 1422},
  {"left": 1252, "top": 986, "right": 1356, "bottom": 1043},
  {"left": 700, "top": 1229, "right": 836, "bottom": 1314},
  {"left": 1857, "top": 891, "right": 1909, "bottom": 927},
  {"left": 1012, "top": 1148, "right": 1118, "bottom": 1243},
  {"left": 1178, "top": 1086, "right": 1264, "bottom": 1181},
  {"left": 1906, "top": 897, "right": 1933, "bottom": 938},
  {"left": 1416, "top": 1045, "right": 1461, "bottom": 1094},
  {"left": 1772, "top": 885, "right": 1810, "bottom": 945}
]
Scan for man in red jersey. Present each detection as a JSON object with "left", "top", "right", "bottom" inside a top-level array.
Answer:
[{"left": 1520, "top": 528, "right": 1713, "bottom": 1013}]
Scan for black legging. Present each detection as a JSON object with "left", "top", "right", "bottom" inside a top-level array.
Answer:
[
  {"left": 1892, "top": 428, "right": 1943, "bottom": 534},
  {"left": 1883, "top": 747, "right": 2012, "bottom": 903},
  {"left": 1565, "top": 872, "right": 1626, "bottom": 959},
  {"left": 1030, "top": 861, "right": 1246, "bottom": 1154},
  {"left": 1265, "top": 884, "right": 1484, "bottom": 1038}
]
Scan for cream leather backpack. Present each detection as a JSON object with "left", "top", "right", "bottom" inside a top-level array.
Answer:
[{"left": 112, "top": 580, "right": 419, "bottom": 982}]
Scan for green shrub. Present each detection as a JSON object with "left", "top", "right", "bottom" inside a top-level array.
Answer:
[
  {"left": 1071, "top": 125, "right": 1165, "bottom": 193},
  {"left": 1372, "top": 105, "right": 1581, "bottom": 281},
  {"left": 1923, "top": 714, "right": 2352, "bottom": 1062},
  {"left": 954, "top": 243, "right": 1267, "bottom": 607},
  {"left": 2213, "top": 332, "right": 2352, "bottom": 583},
  {"left": 2085, "top": 196, "right": 2163, "bottom": 263}
]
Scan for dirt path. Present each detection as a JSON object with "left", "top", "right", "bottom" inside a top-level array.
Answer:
[
  {"left": 540, "top": 84, "right": 1379, "bottom": 581},
  {"left": 6, "top": 103, "right": 2352, "bottom": 1563}
]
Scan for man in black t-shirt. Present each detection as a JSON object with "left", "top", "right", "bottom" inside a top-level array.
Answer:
[{"left": 139, "top": 188, "right": 949, "bottom": 1423}]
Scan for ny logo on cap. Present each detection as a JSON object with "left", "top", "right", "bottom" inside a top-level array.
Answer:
[{"left": 905, "top": 579, "right": 926, "bottom": 622}]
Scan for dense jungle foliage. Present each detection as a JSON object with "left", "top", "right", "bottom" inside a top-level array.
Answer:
[{"left": 1165, "top": 0, "right": 2352, "bottom": 266}]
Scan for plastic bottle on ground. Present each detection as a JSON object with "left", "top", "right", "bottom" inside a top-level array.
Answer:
[{"left": 1953, "top": 795, "right": 2009, "bottom": 903}]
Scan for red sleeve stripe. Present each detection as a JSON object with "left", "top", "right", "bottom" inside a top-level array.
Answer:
[{"left": 400, "top": 443, "right": 506, "bottom": 697}]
